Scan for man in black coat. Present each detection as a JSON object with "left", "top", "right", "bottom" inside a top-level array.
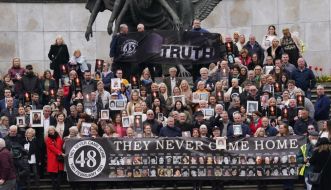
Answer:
[
  {"left": 0, "top": 89, "right": 19, "bottom": 112},
  {"left": 0, "top": 97, "right": 18, "bottom": 126},
  {"left": 82, "top": 71, "right": 97, "bottom": 95},
  {"left": 64, "top": 105, "right": 79, "bottom": 137},
  {"left": 142, "top": 110, "right": 163, "bottom": 136},
  {"left": 20, "top": 65, "right": 40, "bottom": 98}
]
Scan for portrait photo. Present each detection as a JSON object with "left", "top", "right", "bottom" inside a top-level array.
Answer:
[
  {"left": 172, "top": 95, "right": 186, "bottom": 105},
  {"left": 247, "top": 101, "right": 258, "bottom": 115},
  {"left": 30, "top": 110, "right": 43, "bottom": 127},
  {"left": 16, "top": 116, "right": 25, "bottom": 128},
  {"left": 216, "top": 137, "right": 226, "bottom": 150},
  {"left": 233, "top": 125, "right": 243, "bottom": 136},
  {"left": 122, "top": 116, "right": 130, "bottom": 128},
  {"left": 81, "top": 122, "right": 92, "bottom": 136},
  {"left": 100, "top": 109, "right": 109, "bottom": 120},
  {"left": 111, "top": 78, "right": 121, "bottom": 90}
]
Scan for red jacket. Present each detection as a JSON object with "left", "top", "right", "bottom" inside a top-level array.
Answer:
[
  {"left": 0, "top": 148, "right": 16, "bottom": 181},
  {"left": 249, "top": 118, "right": 262, "bottom": 134},
  {"left": 45, "top": 136, "right": 64, "bottom": 173}
]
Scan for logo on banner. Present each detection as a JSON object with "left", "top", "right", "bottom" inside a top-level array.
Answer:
[
  {"left": 121, "top": 39, "right": 138, "bottom": 56},
  {"left": 68, "top": 140, "right": 106, "bottom": 178}
]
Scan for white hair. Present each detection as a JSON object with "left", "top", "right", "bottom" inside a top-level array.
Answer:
[{"left": 9, "top": 125, "right": 17, "bottom": 131}]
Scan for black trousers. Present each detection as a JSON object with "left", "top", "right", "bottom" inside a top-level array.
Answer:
[{"left": 50, "top": 172, "right": 62, "bottom": 190}]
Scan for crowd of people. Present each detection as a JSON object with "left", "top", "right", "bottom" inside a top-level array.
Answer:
[{"left": 0, "top": 20, "right": 331, "bottom": 190}]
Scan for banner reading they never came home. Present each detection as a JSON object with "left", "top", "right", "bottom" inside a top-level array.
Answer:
[{"left": 64, "top": 136, "right": 306, "bottom": 181}]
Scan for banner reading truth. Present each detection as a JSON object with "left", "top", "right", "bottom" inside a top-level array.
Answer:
[
  {"left": 65, "top": 136, "right": 306, "bottom": 181},
  {"left": 113, "top": 30, "right": 221, "bottom": 65}
]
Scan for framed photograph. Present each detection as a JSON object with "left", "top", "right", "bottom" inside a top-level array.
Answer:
[
  {"left": 100, "top": 110, "right": 109, "bottom": 120},
  {"left": 109, "top": 99, "right": 127, "bottom": 110},
  {"left": 133, "top": 114, "right": 143, "bottom": 132},
  {"left": 264, "top": 66, "right": 274, "bottom": 74},
  {"left": 30, "top": 110, "right": 43, "bottom": 127},
  {"left": 233, "top": 125, "right": 243, "bottom": 136},
  {"left": 192, "top": 92, "right": 200, "bottom": 103},
  {"left": 199, "top": 93, "right": 209, "bottom": 102},
  {"left": 157, "top": 113, "right": 164, "bottom": 121},
  {"left": 172, "top": 95, "right": 186, "bottom": 105},
  {"left": 182, "top": 131, "right": 191, "bottom": 137},
  {"left": 246, "top": 101, "right": 258, "bottom": 115},
  {"left": 122, "top": 116, "right": 130, "bottom": 128},
  {"left": 81, "top": 122, "right": 92, "bottom": 136},
  {"left": 216, "top": 137, "right": 226, "bottom": 150},
  {"left": 16, "top": 116, "right": 25, "bottom": 128},
  {"left": 115, "top": 100, "right": 126, "bottom": 110},
  {"left": 111, "top": 78, "right": 121, "bottom": 90},
  {"left": 202, "top": 109, "right": 214, "bottom": 119}
]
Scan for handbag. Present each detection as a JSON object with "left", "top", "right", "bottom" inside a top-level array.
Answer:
[
  {"left": 50, "top": 46, "right": 63, "bottom": 70},
  {"left": 308, "top": 151, "right": 331, "bottom": 185}
]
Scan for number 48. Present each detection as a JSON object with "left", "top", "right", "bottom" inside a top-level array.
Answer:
[{"left": 75, "top": 150, "right": 97, "bottom": 168}]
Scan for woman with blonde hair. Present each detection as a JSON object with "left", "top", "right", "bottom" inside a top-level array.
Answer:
[
  {"left": 48, "top": 35, "right": 69, "bottom": 87},
  {"left": 126, "top": 90, "right": 142, "bottom": 115},
  {"left": 68, "top": 49, "right": 89, "bottom": 79},
  {"left": 254, "top": 127, "right": 267, "bottom": 137},
  {"left": 179, "top": 80, "right": 192, "bottom": 104},
  {"left": 158, "top": 82, "right": 168, "bottom": 100}
]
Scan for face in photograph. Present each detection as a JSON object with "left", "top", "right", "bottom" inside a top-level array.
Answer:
[
  {"left": 32, "top": 113, "right": 41, "bottom": 124},
  {"left": 182, "top": 169, "right": 189, "bottom": 177},
  {"left": 265, "top": 169, "right": 271, "bottom": 176},
  {"left": 141, "top": 169, "right": 149, "bottom": 177},
  {"left": 101, "top": 111, "right": 108, "bottom": 119},
  {"left": 281, "top": 156, "right": 288, "bottom": 164},
  {"left": 110, "top": 101, "right": 115, "bottom": 108},
  {"left": 282, "top": 168, "right": 288, "bottom": 176},
  {"left": 191, "top": 169, "right": 197, "bottom": 177},
  {"left": 223, "top": 156, "right": 229, "bottom": 165},
  {"left": 231, "top": 169, "right": 238, "bottom": 176},
  {"left": 158, "top": 157, "right": 164, "bottom": 165},
  {"left": 125, "top": 157, "right": 132, "bottom": 165},
  {"left": 191, "top": 157, "right": 197, "bottom": 164},
  {"left": 256, "top": 156, "right": 263, "bottom": 165},
  {"left": 206, "top": 156, "right": 213, "bottom": 165},
  {"left": 166, "top": 156, "right": 172, "bottom": 164},
  {"left": 256, "top": 168, "right": 263, "bottom": 176},
  {"left": 239, "top": 169, "right": 246, "bottom": 176},
  {"left": 231, "top": 157, "right": 238, "bottom": 165},
  {"left": 240, "top": 156, "right": 246, "bottom": 164},
  {"left": 272, "top": 169, "right": 279, "bottom": 176},
  {"left": 198, "top": 156, "right": 205, "bottom": 164},
  {"left": 273, "top": 156, "right": 279, "bottom": 164},
  {"left": 264, "top": 157, "right": 270, "bottom": 165},
  {"left": 289, "top": 167, "right": 296, "bottom": 176},
  {"left": 289, "top": 155, "right": 296, "bottom": 164},
  {"left": 247, "top": 157, "right": 255, "bottom": 164},
  {"left": 247, "top": 169, "right": 255, "bottom": 176},
  {"left": 198, "top": 168, "right": 206, "bottom": 176},
  {"left": 182, "top": 156, "right": 189, "bottom": 164},
  {"left": 150, "top": 169, "right": 156, "bottom": 177},
  {"left": 150, "top": 157, "right": 157, "bottom": 165},
  {"left": 214, "top": 169, "right": 222, "bottom": 176},
  {"left": 158, "top": 169, "right": 165, "bottom": 177}
]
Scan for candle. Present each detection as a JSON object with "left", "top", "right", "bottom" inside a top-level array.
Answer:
[
  {"left": 275, "top": 83, "right": 279, "bottom": 91},
  {"left": 62, "top": 65, "right": 66, "bottom": 73},
  {"left": 283, "top": 108, "right": 288, "bottom": 118},
  {"left": 50, "top": 89, "right": 55, "bottom": 97},
  {"left": 217, "top": 91, "right": 221, "bottom": 97},
  {"left": 86, "top": 94, "right": 90, "bottom": 102},
  {"left": 132, "top": 76, "right": 136, "bottom": 82},
  {"left": 25, "top": 92, "right": 29, "bottom": 100},
  {"left": 153, "top": 92, "right": 157, "bottom": 97},
  {"left": 76, "top": 78, "right": 80, "bottom": 86},
  {"left": 222, "top": 68, "right": 226, "bottom": 75}
]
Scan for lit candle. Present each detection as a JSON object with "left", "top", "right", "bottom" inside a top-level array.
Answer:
[
  {"left": 132, "top": 76, "right": 136, "bottom": 82},
  {"left": 222, "top": 68, "right": 226, "bottom": 75},
  {"left": 50, "top": 89, "right": 55, "bottom": 97},
  {"left": 86, "top": 94, "right": 90, "bottom": 102},
  {"left": 284, "top": 108, "right": 288, "bottom": 118},
  {"left": 76, "top": 78, "right": 80, "bottom": 86},
  {"left": 62, "top": 65, "right": 66, "bottom": 73},
  {"left": 153, "top": 92, "right": 157, "bottom": 97},
  {"left": 25, "top": 92, "right": 29, "bottom": 100},
  {"left": 275, "top": 83, "right": 279, "bottom": 91}
]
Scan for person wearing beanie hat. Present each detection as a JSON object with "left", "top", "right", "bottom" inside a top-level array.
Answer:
[{"left": 212, "top": 126, "right": 221, "bottom": 139}]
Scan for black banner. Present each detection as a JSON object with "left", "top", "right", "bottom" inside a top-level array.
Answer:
[
  {"left": 65, "top": 136, "right": 306, "bottom": 181},
  {"left": 113, "top": 30, "right": 221, "bottom": 65}
]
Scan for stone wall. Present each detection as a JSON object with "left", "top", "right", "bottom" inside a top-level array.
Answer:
[{"left": 0, "top": 0, "right": 330, "bottom": 76}]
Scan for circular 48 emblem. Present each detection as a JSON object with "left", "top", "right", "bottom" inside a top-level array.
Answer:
[
  {"left": 68, "top": 140, "right": 106, "bottom": 178},
  {"left": 121, "top": 39, "right": 138, "bottom": 56}
]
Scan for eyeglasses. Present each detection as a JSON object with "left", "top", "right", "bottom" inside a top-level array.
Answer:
[{"left": 308, "top": 128, "right": 315, "bottom": 131}]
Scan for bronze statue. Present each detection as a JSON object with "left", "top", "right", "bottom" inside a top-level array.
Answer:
[{"left": 85, "top": 0, "right": 222, "bottom": 41}]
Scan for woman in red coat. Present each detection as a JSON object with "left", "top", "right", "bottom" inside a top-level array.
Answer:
[
  {"left": 249, "top": 111, "right": 263, "bottom": 134},
  {"left": 45, "top": 126, "right": 65, "bottom": 190}
]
